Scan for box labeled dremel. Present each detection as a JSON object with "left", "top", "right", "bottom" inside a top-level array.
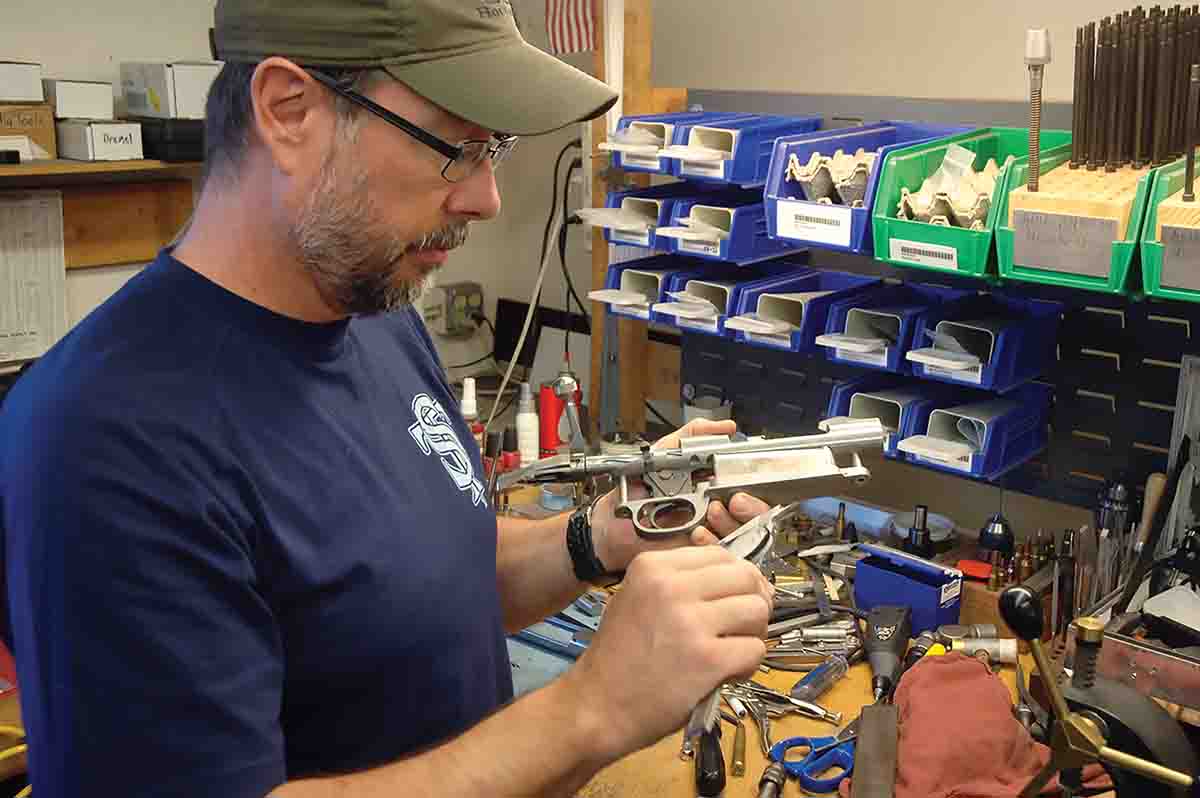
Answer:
[{"left": 56, "top": 120, "right": 143, "bottom": 161}]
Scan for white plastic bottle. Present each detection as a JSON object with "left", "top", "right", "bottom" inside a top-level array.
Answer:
[
  {"left": 516, "top": 382, "right": 539, "bottom": 465},
  {"left": 461, "top": 377, "right": 484, "bottom": 450}
]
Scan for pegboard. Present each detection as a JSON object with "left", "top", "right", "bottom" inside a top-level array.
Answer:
[{"left": 678, "top": 258, "right": 1197, "bottom": 510}]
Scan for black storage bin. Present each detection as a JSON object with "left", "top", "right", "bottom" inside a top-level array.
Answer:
[{"left": 134, "top": 117, "right": 204, "bottom": 162}]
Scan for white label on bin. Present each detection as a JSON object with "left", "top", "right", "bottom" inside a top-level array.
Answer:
[
  {"left": 923, "top": 363, "right": 984, "bottom": 385},
  {"left": 940, "top": 578, "right": 962, "bottom": 606},
  {"left": 1012, "top": 210, "right": 1117, "bottom": 279},
  {"left": 677, "top": 317, "right": 720, "bottom": 333},
  {"left": 678, "top": 239, "right": 722, "bottom": 257},
  {"left": 620, "top": 153, "right": 663, "bottom": 171},
  {"left": 915, "top": 450, "right": 974, "bottom": 472},
  {"left": 612, "top": 230, "right": 652, "bottom": 247},
  {"left": 776, "top": 199, "right": 853, "bottom": 247},
  {"left": 746, "top": 332, "right": 793, "bottom": 348},
  {"left": 680, "top": 160, "right": 726, "bottom": 179},
  {"left": 889, "top": 238, "right": 959, "bottom": 270},
  {"left": 1161, "top": 225, "right": 1200, "bottom": 291},
  {"left": 837, "top": 348, "right": 888, "bottom": 367}
]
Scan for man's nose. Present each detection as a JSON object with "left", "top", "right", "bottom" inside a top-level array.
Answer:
[{"left": 445, "top": 159, "right": 502, "bottom": 220}]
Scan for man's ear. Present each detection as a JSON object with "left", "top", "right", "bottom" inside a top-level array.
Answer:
[{"left": 249, "top": 57, "right": 332, "bottom": 177}]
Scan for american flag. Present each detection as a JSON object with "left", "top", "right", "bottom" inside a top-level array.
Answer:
[{"left": 545, "top": 0, "right": 596, "bottom": 55}]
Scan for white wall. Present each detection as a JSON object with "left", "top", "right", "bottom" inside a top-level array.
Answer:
[
  {"left": 652, "top": 0, "right": 1128, "bottom": 103},
  {"left": 5, "top": 0, "right": 595, "bottom": 370}
]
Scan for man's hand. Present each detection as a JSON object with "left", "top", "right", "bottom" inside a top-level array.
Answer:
[
  {"left": 561, "top": 546, "right": 773, "bottom": 760},
  {"left": 590, "top": 418, "right": 772, "bottom": 573}
]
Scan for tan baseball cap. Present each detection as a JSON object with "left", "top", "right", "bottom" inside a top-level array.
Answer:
[{"left": 212, "top": 0, "right": 618, "bottom": 136}]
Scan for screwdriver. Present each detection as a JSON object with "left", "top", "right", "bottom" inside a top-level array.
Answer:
[
  {"left": 864, "top": 605, "right": 912, "bottom": 702},
  {"left": 694, "top": 724, "right": 725, "bottom": 797},
  {"left": 789, "top": 643, "right": 862, "bottom": 703}
]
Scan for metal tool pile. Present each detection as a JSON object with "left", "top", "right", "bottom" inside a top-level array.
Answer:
[
  {"left": 1070, "top": 4, "right": 1200, "bottom": 172},
  {"left": 785, "top": 148, "right": 878, "bottom": 207},
  {"left": 896, "top": 144, "right": 1002, "bottom": 229}
]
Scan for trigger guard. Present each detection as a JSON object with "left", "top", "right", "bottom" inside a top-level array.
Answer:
[{"left": 622, "top": 496, "right": 705, "bottom": 539}]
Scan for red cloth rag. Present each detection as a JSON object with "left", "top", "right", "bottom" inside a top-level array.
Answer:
[{"left": 839, "top": 652, "right": 1108, "bottom": 798}]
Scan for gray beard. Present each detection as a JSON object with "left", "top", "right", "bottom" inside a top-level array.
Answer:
[{"left": 287, "top": 154, "right": 468, "bottom": 316}]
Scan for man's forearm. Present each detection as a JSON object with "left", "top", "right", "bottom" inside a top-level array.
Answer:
[
  {"left": 496, "top": 513, "right": 587, "bottom": 633},
  {"left": 274, "top": 674, "right": 616, "bottom": 798}
]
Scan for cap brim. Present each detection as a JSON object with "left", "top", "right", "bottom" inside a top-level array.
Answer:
[{"left": 384, "top": 40, "right": 617, "bottom": 137}]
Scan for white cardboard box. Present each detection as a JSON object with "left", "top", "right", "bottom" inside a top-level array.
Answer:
[
  {"left": 120, "top": 61, "right": 221, "bottom": 120},
  {"left": 0, "top": 61, "right": 44, "bottom": 103},
  {"left": 56, "top": 120, "right": 143, "bottom": 161},
  {"left": 43, "top": 79, "right": 113, "bottom": 120}
]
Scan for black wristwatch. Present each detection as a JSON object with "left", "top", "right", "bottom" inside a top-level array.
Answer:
[{"left": 566, "top": 501, "right": 625, "bottom": 587}]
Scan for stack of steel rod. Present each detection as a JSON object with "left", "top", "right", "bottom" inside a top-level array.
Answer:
[{"left": 1071, "top": 4, "right": 1200, "bottom": 171}]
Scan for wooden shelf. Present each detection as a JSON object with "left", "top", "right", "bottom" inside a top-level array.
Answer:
[{"left": 0, "top": 158, "right": 201, "bottom": 188}]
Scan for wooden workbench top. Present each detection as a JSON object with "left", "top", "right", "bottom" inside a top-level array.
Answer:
[{"left": 579, "top": 657, "right": 1025, "bottom": 798}]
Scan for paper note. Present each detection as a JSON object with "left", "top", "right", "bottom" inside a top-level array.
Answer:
[
  {"left": 0, "top": 191, "right": 67, "bottom": 364},
  {"left": 1012, "top": 210, "right": 1117, "bottom": 278}
]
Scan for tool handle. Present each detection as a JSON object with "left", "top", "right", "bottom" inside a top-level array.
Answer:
[
  {"left": 695, "top": 726, "right": 726, "bottom": 797},
  {"left": 1099, "top": 745, "right": 1195, "bottom": 788},
  {"left": 732, "top": 721, "right": 747, "bottom": 777},
  {"left": 789, "top": 654, "right": 849, "bottom": 703}
]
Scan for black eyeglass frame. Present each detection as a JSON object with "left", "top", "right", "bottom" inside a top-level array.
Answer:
[{"left": 306, "top": 68, "right": 517, "bottom": 183}]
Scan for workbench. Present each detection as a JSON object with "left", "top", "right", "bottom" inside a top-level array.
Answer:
[{"left": 579, "top": 656, "right": 1027, "bottom": 798}]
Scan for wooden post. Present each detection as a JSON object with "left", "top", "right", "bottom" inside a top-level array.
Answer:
[{"left": 587, "top": 0, "right": 685, "bottom": 436}]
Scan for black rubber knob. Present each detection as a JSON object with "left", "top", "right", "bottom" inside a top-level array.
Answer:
[{"left": 999, "top": 586, "right": 1043, "bottom": 642}]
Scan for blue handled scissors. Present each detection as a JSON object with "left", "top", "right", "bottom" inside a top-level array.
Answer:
[{"left": 769, "top": 718, "right": 858, "bottom": 794}]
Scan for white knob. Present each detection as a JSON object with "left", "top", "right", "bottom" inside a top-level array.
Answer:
[{"left": 1026, "top": 28, "right": 1052, "bottom": 66}]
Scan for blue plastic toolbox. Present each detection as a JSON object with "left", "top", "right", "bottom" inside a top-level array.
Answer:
[
  {"left": 591, "top": 183, "right": 722, "bottom": 250},
  {"left": 854, "top": 544, "right": 963, "bottom": 634},
  {"left": 656, "top": 190, "right": 805, "bottom": 263},
  {"left": 600, "top": 111, "right": 759, "bottom": 175},
  {"left": 826, "top": 376, "right": 970, "bottom": 459},
  {"left": 651, "top": 258, "right": 811, "bottom": 337},
  {"left": 895, "top": 382, "right": 1052, "bottom": 481},
  {"left": 660, "top": 114, "right": 823, "bottom": 187},
  {"left": 815, "top": 283, "right": 972, "bottom": 374},
  {"left": 763, "top": 121, "right": 973, "bottom": 254},
  {"left": 904, "top": 292, "right": 1062, "bottom": 393},
  {"left": 723, "top": 269, "right": 880, "bottom": 353},
  {"left": 587, "top": 254, "right": 722, "bottom": 322}
]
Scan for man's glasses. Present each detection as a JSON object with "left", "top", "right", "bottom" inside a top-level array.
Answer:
[{"left": 306, "top": 69, "right": 518, "bottom": 183}]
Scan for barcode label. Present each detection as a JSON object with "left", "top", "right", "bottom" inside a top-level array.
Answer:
[
  {"left": 916, "top": 450, "right": 974, "bottom": 472},
  {"left": 612, "top": 230, "right": 652, "bottom": 247},
  {"left": 679, "top": 239, "right": 722, "bottom": 257},
  {"left": 923, "top": 363, "right": 984, "bottom": 385},
  {"left": 680, "top": 159, "right": 725, "bottom": 179},
  {"left": 776, "top": 199, "right": 853, "bottom": 247},
  {"left": 836, "top": 348, "right": 888, "bottom": 367},
  {"left": 889, "top": 238, "right": 959, "bottom": 270},
  {"left": 940, "top": 578, "right": 962, "bottom": 606}
]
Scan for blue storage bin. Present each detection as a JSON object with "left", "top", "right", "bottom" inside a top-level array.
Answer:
[
  {"left": 600, "top": 111, "right": 759, "bottom": 175},
  {"left": 723, "top": 269, "right": 880, "bottom": 353},
  {"left": 895, "top": 383, "right": 1052, "bottom": 481},
  {"left": 854, "top": 544, "right": 963, "bottom": 634},
  {"left": 660, "top": 114, "right": 823, "bottom": 187},
  {"left": 656, "top": 191, "right": 804, "bottom": 263},
  {"left": 826, "top": 377, "right": 969, "bottom": 459},
  {"left": 591, "top": 183, "right": 722, "bottom": 250},
  {"left": 652, "top": 258, "right": 812, "bottom": 337},
  {"left": 763, "top": 121, "right": 973, "bottom": 255},
  {"left": 905, "top": 293, "right": 1062, "bottom": 393},
  {"left": 587, "top": 254, "right": 719, "bottom": 322},
  {"left": 816, "top": 283, "right": 972, "bottom": 374}
]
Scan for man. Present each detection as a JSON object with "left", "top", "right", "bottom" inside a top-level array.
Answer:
[{"left": 0, "top": 2, "right": 775, "bottom": 796}]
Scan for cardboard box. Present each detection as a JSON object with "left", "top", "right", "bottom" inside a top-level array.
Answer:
[
  {"left": 120, "top": 61, "right": 221, "bottom": 120},
  {"left": 0, "top": 61, "right": 44, "bottom": 103},
  {"left": 0, "top": 104, "right": 56, "bottom": 159},
  {"left": 56, "top": 120, "right": 142, "bottom": 161},
  {"left": 43, "top": 79, "right": 113, "bottom": 120}
]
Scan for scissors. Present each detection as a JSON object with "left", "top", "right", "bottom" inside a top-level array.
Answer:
[{"left": 769, "top": 718, "right": 858, "bottom": 794}]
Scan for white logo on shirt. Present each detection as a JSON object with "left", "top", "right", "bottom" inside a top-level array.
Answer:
[{"left": 408, "top": 393, "right": 486, "bottom": 507}]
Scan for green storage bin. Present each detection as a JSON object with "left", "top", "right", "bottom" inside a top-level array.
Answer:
[
  {"left": 1140, "top": 157, "right": 1200, "bottom": 302},
  {"left": 871, "top": 127, "right": 1071, "bottom": 279},
  {"left": 995, "top": 143, "right": 1150, "bottom": 295}
]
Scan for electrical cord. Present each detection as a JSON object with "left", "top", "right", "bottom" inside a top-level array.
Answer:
[
  {"left": 559, "top": 159, "right": 591, "bottom": 330},
  {"left": 644, "top": 400, "right": 674, "bottom": 428}
]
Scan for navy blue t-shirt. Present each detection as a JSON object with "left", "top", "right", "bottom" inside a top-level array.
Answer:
[{"left": 0, "top": 250, "right": 513, "bottom": 796}]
